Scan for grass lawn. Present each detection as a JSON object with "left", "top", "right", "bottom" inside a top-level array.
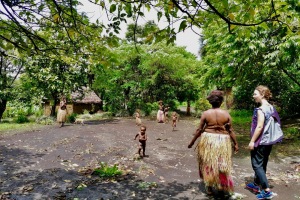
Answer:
[{"left": 0, "top": 122, "right": 46, "bottom": 136}]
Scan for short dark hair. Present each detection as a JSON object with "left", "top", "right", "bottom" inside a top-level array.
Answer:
[
  {"left": 140, "top": 125, "right": 147, "bottom": 131},
  {"left": 206, "top": 90, "right": 224, "bottom": 107}
]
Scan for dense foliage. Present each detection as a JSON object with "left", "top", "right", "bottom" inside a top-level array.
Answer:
[
  {"left": 1, "top": 0, "right": 300, "bottom": 120},
  {"left": 92, "top": 41, "right": 199, "bottom": 115},
  {"left": 199, "top": 5, "right": 300, "bottom": 117}
]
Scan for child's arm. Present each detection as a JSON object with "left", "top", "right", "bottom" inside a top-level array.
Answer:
[{"left": 134, "top": 133, "right": 139, "bottom": 140}]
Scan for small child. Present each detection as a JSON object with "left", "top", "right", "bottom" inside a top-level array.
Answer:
[
  {"left": 164, "top": 105, "right": 170, "bottom": 123},
  {"left": 135, "top": 110, "right": 142, "bottom": 126},
  {"left": 134, "top": 125, "right": 147, "bottom": 157},
  {"left": 171, "top": 112, "right": 178, "bottom": 131}
]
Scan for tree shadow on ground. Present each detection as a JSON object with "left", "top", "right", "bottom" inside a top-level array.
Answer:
[{"left": 0, "top": 145, "right": 220, "bottom": 200}]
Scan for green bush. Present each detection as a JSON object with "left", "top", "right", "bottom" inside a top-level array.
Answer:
[
  {"left": 15, "top": 115, "right": 29, "bottom": 123},
  {"left": 67, "top": 113, "right": 77, "bottom": 123},
  {"left": 141, "top": 102, "right": 157, "bottom": 116},
  {"left": 93, "top": 162, "right": 122, "bottom": 178},
  {"left": 99, "top": 112, "right": 113, "bottom": 118},
  {"left": 36, "top": 116, "right": 55, "bottom": 125},
  {"left": 149, "top": 110, "right": 158, "bottom": 120},
  {"left": 115, "top": 110, "right": 130, "bottom": 117},
  {"left": 230, "top": 109, "right": 252, "bottom": 126},
  {"left": 283, "top": 127, "right": 300, "bottom": 139},
  {"left": 194, "top": 98, "right": 210, "bottom": 113}
]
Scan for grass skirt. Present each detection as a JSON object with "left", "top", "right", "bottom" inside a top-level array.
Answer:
[
  {"left": 57, "top": 109, "right": 67, "bottom": 123},
  {"left": 157, "top": 110, "right": 164, "bottom": 122},
  {"left": 196, "top": 132, "right": 234, "bottom": 192}
]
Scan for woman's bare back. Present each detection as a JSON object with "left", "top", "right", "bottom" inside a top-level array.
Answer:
[{"left": 202, "top": 108, "right": 231, "bottom": 134}]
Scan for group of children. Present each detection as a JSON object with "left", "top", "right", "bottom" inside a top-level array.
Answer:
[{"left": 133, "top": 104, "right": 179, "bottom": 158}]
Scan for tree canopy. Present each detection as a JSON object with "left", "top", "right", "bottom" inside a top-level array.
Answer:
[
  {"left": 1, "top": 0, "right": 299, "bottom": 52},
  {"left": 1, "top": 0, "right": 300, "bottom": 120}
]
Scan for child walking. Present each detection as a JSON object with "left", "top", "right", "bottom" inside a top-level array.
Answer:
[
  {"left": 134, "top": 125, "right": 147, "bottom": 157},
  {"left": 135, "top": 109, "right": 142, "bottom": 126},
  {"left": 172, "top": 112, "right": 178, "bottom": 131}
]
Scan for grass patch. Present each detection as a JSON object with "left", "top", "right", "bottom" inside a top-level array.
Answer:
[
  {"left": 0, "top": 122, "right": 45, "bottom": 136},
  {"left": 137, "top": 181, "right": 158, "bottom": 189}
]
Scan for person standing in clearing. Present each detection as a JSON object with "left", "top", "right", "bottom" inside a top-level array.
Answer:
[
  {"left": 171, "top": 112, "right": 178, "bottom": 131},
  {"left": 188, "top": 90, "right": 238, "bottom": 195},
  {"left": 246, "top": 85, "right": 282, "bottom": 200},
  {"left": 157, "top": 100, "right": 165, "bottom": 123},
  {"left": 135, "top": 109, "right": 142, "bottom": 126},
  {"left": 57, "top": 96, "right": 67, "bottom": 127}
]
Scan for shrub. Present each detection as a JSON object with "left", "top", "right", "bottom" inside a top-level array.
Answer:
[
  {"left": 149, "top": 110, "right": 157, "bottom": 120},
  {"left": 36, "top": 116, "right": 55, "bottom": 125},
  {"left": 115, "top": 110, "right": 130, "bottom": 117},
  {"left": 93, "top": 162, "right": 122, "bottom": 178},
  {"left": 230, "top": 109, "right": 252, "bottom": 126},
  {"left": 194, "top": 98, "right": 210, "bottom": 113},
  {"left": 67, "top": 113, "right": 77, "bottom": 123},
  {"left": 100, "top": 112, "right": 113, "bottom": 118},
  {"left": 15, "top": 115, "right": 29, "bottom": 123},
  {"left": 283, "top": 127, "right": 300, "bottom": 139}
]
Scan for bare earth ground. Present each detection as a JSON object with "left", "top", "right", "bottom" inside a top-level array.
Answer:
[{"left": 0, "top": 117, "right": 299, "bottom": 200}]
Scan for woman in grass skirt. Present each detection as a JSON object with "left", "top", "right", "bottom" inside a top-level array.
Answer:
[
  {"left": 188, "top": 90, "right": 239, "bottom": 195},
  {"left": 57, "top": 96, "right": 67, "bottom": 127}
]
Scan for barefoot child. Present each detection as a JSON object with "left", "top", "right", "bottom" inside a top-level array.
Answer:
[
  {"left": 164, "top": 105, "right": 170, "bottom": 123},
  {"left": 135, "top": 109, "right": 142, "bottom": 126},
  {"left": 172, "top": 112, "right": 178, "bottom": 131},
  {"left": 134, "top": 125, "right": 147, "bottom": 157}
]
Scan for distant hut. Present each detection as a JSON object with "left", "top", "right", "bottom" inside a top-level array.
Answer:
[
  {"left": 43, "top": 89, "right": 102, "bottom": 116},
  {"left": 71, "top": 89, "right": 102, "bottom": 114}
]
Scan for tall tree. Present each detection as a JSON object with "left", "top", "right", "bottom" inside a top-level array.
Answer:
[
  {"left": 199, "top": 6, "right": 300, "bottom": 115},
  {"left": 0, "top": 50, "right": 24, "bottom": 121},
  {"left": 92, "top": 40, "right": 199, "bottom": 115}
]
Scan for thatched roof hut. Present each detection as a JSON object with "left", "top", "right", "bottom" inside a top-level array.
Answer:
[{"left": 43, "top": 88, "right": 102, "bottom": 116}]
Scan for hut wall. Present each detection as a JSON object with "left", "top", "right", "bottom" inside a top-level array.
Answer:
[
  {"left": 44, "top": 102, "right": 51, "bottom": 116},
  {"left": 43, "top": 103, "right": 101, "bottom": 116},
  {"left": 72, "top": 103, "right": 101, "bottom": 114}
]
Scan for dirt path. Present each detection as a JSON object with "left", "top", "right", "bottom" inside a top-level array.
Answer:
[{"left": 0, "top": 118, "right": 299, "bottom": 200}]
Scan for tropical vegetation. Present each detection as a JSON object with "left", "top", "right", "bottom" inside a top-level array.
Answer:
[{"left": 0, "top": 0, "right": 299, "bottom": 124}]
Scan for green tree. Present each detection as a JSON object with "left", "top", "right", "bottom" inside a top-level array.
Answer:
[
  {"left": 2, "top": 1, "right": 299, "bottom": 51},
  {"left": 92, "top": 40, "right": 199, "bottom": 115},
  {"left": 199, "top": 8, "right": 300, "bottom": 116},
  {"left": 0, "top": 50, "right": 24, "bottom": 121}
]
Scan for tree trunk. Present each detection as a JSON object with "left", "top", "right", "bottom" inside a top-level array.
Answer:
[
  {"left": 51, "top": 98, "right": 58, "bottom": 117},
  {"left": 186, "top": 100, "right": 191, "bottom": 116},
  {"left": 224, "top": 88, "right": 233, "bottom": 109},
  {"left": 0, "top": 99, "right": 7, "bottom": 122}
]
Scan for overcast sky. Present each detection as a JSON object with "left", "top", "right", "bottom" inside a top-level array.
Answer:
[{"left": 79, "top": 0, "right": 201, "bottom": 57}]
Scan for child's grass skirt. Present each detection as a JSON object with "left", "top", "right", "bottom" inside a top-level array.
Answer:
[{"left": 196, "top": 132, "right": 234, "bottom": 192}]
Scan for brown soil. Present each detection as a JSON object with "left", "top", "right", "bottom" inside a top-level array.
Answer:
[{"left": 0, "top": 117, "right": 299, "bottom": 200}]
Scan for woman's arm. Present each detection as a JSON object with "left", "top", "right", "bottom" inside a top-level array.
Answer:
[
  {"left": 249, "top": 109, "right": 265, "bottom": 150},
  {"left": 226, "top": 116, "right": 239, "bottom": 153},
  {"left": 188, "top": 113, "right": 206, "bottom": 148}
]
